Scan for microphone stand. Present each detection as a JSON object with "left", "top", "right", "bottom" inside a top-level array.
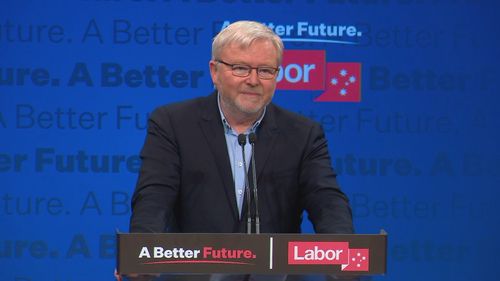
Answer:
[
  {"left": 248, "top": 133, "right": 260, "bottom": 234},
  {"left": 238, "top": 134, "right": 252, "bottom": 234}
]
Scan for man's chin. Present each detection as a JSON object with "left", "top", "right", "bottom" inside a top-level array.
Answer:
[{"left": 236, "top": 102, "right": 265, "bottom": 115}]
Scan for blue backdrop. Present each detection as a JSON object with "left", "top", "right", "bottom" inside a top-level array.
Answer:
[{"left": 1, "top": 0, "right": 499, "bottom": 280}]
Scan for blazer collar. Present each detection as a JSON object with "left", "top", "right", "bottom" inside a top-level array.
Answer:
[
  {"left": 199, "top": 92, "right": 240, "bottom": 221},
  {"left": 253, "top": 102, "right": 279, "bottom": 181}
]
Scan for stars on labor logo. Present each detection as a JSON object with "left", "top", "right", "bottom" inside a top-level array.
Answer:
[
  {"left": 329, "top": 69, "right": 358, "bottom": 97},
  {"left": 315, "top": 62, "right": 362, "bottom": 102},
  {"left": 341, "top": 248, "right": 369, "bottom": 271}
]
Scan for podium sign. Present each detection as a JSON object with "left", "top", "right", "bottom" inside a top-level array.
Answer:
[{"left": 117, "top": 233, "right": 386, "bottom": 275}]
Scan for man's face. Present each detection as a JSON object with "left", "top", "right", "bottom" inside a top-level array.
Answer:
[{"left": 209, "top": 39, "right": 279, "bottom": 119}]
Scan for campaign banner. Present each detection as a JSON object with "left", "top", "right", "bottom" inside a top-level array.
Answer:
[{"left": 117, "top": 233, "right": 386, "bottom": 275}]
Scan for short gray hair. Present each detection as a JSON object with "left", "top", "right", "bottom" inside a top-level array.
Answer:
[{"left": 212, "top": 20, "right": 284, "bottom": 65}]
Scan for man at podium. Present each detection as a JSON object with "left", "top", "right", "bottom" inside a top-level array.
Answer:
[{"left": 127, "top": 20, "right": 354, "bottom": 281}]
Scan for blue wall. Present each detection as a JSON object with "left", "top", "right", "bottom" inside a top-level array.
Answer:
[{"left": 1, "top": 0, "right": 499, "bottom": 280}]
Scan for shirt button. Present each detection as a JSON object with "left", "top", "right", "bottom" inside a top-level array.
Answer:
[
  {"left": 238, "top": 190, "right": 243, "bottom": 195},
  {"left": 238, "top": 162, "right": 243, "bottom": 167}
]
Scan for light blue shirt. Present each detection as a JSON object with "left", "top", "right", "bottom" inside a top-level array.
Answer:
[{"left": 217, "top": 94, "right": 266, "bottom": 218}]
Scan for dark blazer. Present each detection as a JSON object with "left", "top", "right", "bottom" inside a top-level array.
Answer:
[{"left": 130, "top": 92, "right": 353, "bottom": 234}]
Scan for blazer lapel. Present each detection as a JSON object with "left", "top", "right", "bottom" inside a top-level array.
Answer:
[
  {"left": 198, "top": 93, "right": 240, "bottom": 221},
  {"left": 254, "top": 104, "right": 279, "bottom": 181}
]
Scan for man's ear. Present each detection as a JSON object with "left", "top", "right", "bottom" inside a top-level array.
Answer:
[{"left": 209, "top": 60, "right": 218, "bottom": 86}]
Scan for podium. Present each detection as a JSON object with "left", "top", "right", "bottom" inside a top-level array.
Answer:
[{"left": 117, "top": 232, "right": 386, "bottom": 276}]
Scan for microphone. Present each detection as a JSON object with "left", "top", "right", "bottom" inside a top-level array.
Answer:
[
  {"left": 248, "top": 132, "right": 260, "bottom": 234},
  {"left": 238, "top": 133, "right": 252, "bottom": 234}
]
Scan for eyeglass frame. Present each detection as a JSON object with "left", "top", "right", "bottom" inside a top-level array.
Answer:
[{"left": 215, "top": 59, "right": 280, "bottom": 80}]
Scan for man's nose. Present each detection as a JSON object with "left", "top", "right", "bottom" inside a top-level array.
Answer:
[{"left": 245, "top": 69, "right": 260, "bottom": 86}]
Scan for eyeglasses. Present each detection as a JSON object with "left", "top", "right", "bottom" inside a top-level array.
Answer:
[{"left": 216, "top": 60, "right": 279, "bottom": 80}]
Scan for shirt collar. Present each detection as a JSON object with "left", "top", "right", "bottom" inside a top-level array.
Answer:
[{"left": 217, "top": 92, "right": 266, "bottom": 134}]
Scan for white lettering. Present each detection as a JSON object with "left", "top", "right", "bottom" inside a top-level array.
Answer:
[
  {"left": 138, "top": 247, "right": 150, "bottom": 258},
  {"left": 293, "top": 246, "right": 343, "bottom": 261},
  {"left": 148, "top": 247, "right": 201, "bottom": 259},
  {"left": 153, "top": 247, "right": 163, "bottom": 258},
  {"left": 276, "top": 64, "right": 316, "bottom": 83},
  {"left": 293, "top": 246, "right": 304, "bottom": 260}
]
